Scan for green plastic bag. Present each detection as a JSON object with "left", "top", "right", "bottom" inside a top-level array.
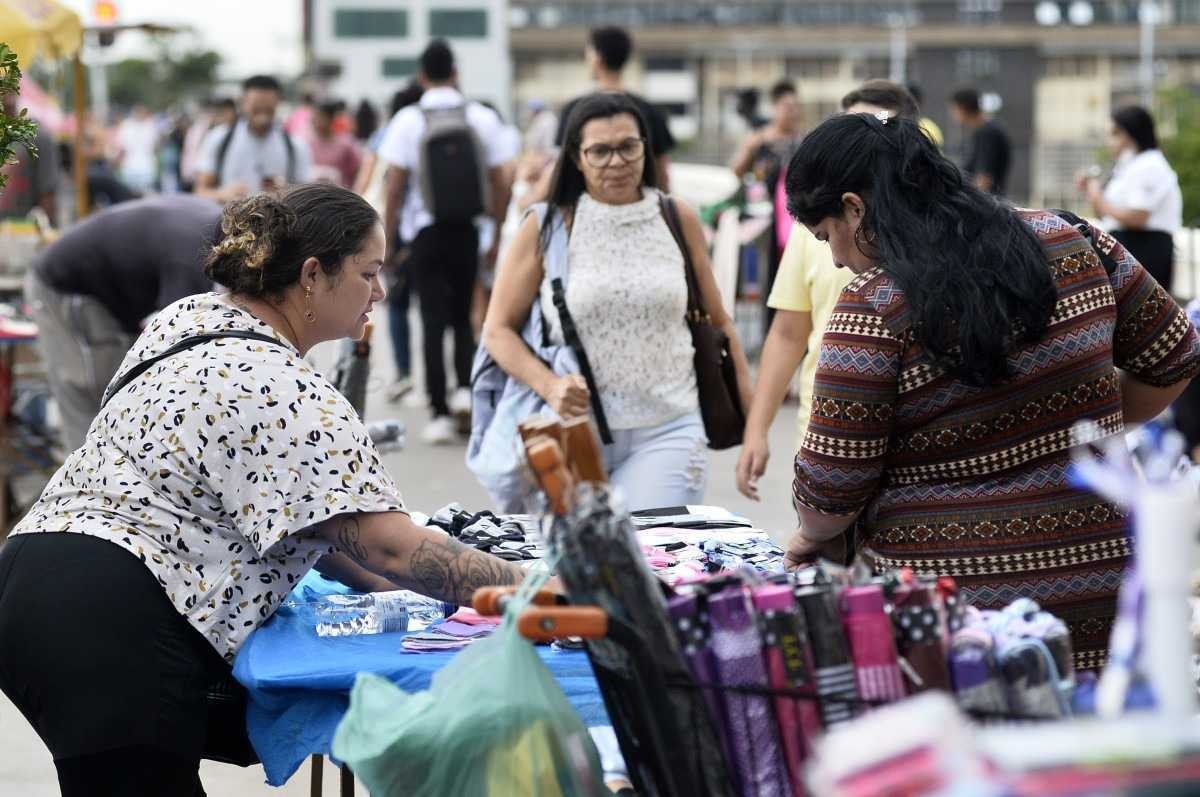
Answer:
[{"left": 332, "top": 571, "right": 607, "bottom": 797}]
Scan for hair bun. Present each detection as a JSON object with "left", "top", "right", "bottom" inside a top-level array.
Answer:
[{"left": 214, "top": 193, "right": 297, "bottom": 278}]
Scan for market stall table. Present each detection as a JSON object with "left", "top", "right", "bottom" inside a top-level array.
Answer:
[{"left": 232, "top": 574, "right": 608, "bottom": 792}]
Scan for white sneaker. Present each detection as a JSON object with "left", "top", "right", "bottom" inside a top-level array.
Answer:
[
  {"left": 421, "top": 415, "right": 458, "bottom": 446},
  {"left": 386, "top": 376, "right": 414, "bottom": 403},
  {"left": 449, "top": 387, "right": 472, "bottom": 415}
]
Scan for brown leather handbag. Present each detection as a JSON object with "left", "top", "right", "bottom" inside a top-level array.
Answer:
[{"left": 660, "top": 196, "right": 746, "bottom": 450}]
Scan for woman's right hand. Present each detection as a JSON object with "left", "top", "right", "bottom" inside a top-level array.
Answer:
[
  {"left": 545, "top": 374, "right": 590, "bottom": 418},
  {"left": 735, "top": 435, "right": 770, "bottom": 501}
]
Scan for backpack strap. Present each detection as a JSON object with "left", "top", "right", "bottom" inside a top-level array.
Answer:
[
  {"left": 214, "top": 120, "right": 239, "bottom": 187},
  {"left": 102, "top": 331, "right": 289, "bottom": 409},
  {"left": 526, "top": 201, "right": 613, "bottom": 445}
]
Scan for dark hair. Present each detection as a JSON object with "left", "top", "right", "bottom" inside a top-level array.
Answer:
[
  {"left": 950, "top": 87, "right": 981, "bottom": 115},
  {"left": 316, "top": 100, "right": 341, "bottom": 119},
  {"left": 906, "top": 83, "right": 925, "bottom": 105},
  {"left": 354, "top": 99, "right": 379, "bottom": 141},
  {"left": 212, "top": 96, "right": 236, "bottom": 111},
  {"left": 770, "top": 80, "right": 797, "bottom": 103},
  {"left": 242, "top": 75, "right": 282, "bottom": 94},
  {"left": 736, "top": 88, "right": 760, "bottom": 119},
  {"left": 786, "top": 114, "right": 1056, "bottom": 387},
  {"left": 589, "top": 27, "right": 632, "bottom": 72},
  {"left": 841, "top": 80, "right": 920, "bottom": 121},
  {"left": 1111, "top": 105, "right": 1159, "bottom": 152},
  {"left": 420, "top": 40, "right": 455, "bottom": 82},
  {"left": 390, "top": 83, "right": 424, "bottom": 117},
  {"left": 206, "top": 184, "right": 379, "bottom": 298},
  {"left": 542, "top": 92, "right": 658, "bottom": 248}
]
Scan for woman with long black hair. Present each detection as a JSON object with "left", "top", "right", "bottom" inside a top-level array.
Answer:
[
  {"left": 783, "top": 112, "right": 1200, "bottom": 668},
  {"left": 1079, "top": 104, "right": 1183, "bottom": 292}
]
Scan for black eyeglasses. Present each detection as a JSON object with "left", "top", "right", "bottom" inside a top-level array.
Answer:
[{"left": 580, "top": 137, "right": 646, "bottom": 167}]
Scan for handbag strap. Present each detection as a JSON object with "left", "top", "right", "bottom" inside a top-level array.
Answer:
[
  {"left": 101, "top": 331, "right": 289, "bottom": 408},
  {"left": 528, "top": 202, "right": 614, "bottom": 445},
  {"left": 1051, "top": 209, "right": 1119, "bottom": 277},
  {"left": 659, "top": 194, "right": 710, "bottom": 324}
]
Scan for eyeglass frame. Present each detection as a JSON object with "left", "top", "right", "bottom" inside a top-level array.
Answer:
[{"left": 579, "top": 136, "right": 647, "bottom": 167}]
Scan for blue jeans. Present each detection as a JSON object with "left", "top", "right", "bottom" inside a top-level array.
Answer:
[
  {"left": 603, "top": 411, "right": 708, "bottom": 511},
  {"left": 387, "top": 267, "right": 411, "bottom": 378}
]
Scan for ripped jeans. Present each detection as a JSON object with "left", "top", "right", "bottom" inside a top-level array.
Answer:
[{"left": 603, "top": 411, "right": 708, "bottom": 512}]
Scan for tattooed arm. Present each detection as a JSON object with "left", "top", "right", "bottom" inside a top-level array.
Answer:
[{"left": 315, "top": 512, "right": 523, "bottom": 604}]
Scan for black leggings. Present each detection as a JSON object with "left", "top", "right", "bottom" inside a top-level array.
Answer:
[
  {"left": 0, "top": 534, "right": 228, "bottom": 796},
  {"left": 408, "top": 221, "right": 480, "bottom": 417},
  {"left": 55, "top": 747, "right": 205, "bottom": 797}
]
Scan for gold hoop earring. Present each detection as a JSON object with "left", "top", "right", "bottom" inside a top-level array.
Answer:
[{"left": 303, "top": 285, "right": 317, "bottom": 324}]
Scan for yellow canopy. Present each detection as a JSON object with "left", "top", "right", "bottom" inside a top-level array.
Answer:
[{"left": 0, "top": 0, "right": 83, "bottom": 64}]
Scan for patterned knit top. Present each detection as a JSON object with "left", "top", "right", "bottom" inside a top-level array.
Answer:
[
  {"left": 541, "top": 188, "right": 698, "bottom": 430},
  {"left": 793, "top": 210, "right": 1200, "bottom": 669}
]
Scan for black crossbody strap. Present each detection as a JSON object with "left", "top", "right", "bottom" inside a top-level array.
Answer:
[
  {"left": 1052, "top": 209, "right": 1119, "bottom": 277},
  {"left": 550, "top": 277, "right": 613, "bottom": 444},
  {"left": 101, "top": 331, "right": 289, "bottom": 409}
]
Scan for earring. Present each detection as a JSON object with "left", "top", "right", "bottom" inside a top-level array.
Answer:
[
  {"left": 303, "top": 285, "right": 317, "bottom": 324},
  {"left": 853, "top": 225, "right": 878, "bottom": 258}
]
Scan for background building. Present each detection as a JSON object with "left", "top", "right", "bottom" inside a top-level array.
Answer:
[
  {"left": 307, "top": 0, "right": 512, "bottom": 117},
  {"left": 509, "top": 0, "right": 1200, "bottom": 205}
]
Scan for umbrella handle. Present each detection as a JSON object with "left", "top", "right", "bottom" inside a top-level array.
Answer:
[
  {"left": 473, "top": 585, "right": 558, "bottom": 616},
  {"left": 526, "top": 436, "right": 575, "bottom": 514},
  {"left": 517, "top": 606, "right": 608, "bottom": 641},
  {"left": 562, "top": 415, "right": 607, "bottom": 484}
]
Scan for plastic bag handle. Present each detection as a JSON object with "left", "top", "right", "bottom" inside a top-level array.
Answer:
[{"left": 517, "top": 607, "right": 608, "bottom": 642}]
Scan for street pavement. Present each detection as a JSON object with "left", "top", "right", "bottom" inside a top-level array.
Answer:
[{"left": 0, "top": 302, "right": 802, "bottom": 795}]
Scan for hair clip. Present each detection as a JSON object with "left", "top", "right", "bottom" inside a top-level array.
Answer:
[{"left": 875, "top": 110, "right": 892, "bottom": 124}]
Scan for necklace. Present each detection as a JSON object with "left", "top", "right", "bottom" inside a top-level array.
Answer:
[{"left": 230, "top": 294, "right": 303, "bottom": 350}]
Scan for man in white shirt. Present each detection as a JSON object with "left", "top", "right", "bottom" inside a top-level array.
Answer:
[
  {"left": 115, "top": 104, "right": 160, "bottom": 194},
  {"left": 377, "top": 40, "right": 509, "bottom": 445},
  {"left": 194, "top": 75, "right": 312, "bottom": 203}
]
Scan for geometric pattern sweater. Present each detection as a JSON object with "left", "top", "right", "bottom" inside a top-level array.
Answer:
[{"left": 793, "top": 210, "right": 1200, "bottom": 670}]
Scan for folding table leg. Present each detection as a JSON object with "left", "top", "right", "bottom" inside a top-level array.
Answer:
[
  {"left": 310, "top": 754, "right": 323, "bottom": 797},
  {"left": 340, "top": 762, "right": 354, "bottom": 796}
]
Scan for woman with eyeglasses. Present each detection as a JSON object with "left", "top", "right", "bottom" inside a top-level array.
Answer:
[
  {"left": 482, "top": 92, "right": 752, "bottom": 509},
  {"left": 782, "top": 113, "right": 1200, "bottom": 670}
]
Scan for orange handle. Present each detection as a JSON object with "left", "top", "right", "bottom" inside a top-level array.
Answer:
[
  {"left": 472, "top": 586, "right": 558, "bottom": 617},
  {"left": 517, "top": 606, "right": 608, "bottom": 642},
  {"left": 526, "top": 437, "right": 574, "bottom": 514}
]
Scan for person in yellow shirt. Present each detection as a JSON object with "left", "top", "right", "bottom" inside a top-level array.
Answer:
[{"left": 736, "top": 80, "right": 922, "bottom": 500}]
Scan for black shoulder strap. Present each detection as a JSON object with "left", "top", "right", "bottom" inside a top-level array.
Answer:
[
  {"left": 214, "top": 120, "right": 239, "bottom": 186},
  {"left": 549, "top": 277, "right": 613, "bottom": 445},
  {"left": 282, "top": 130, "right": 296, "bottom": 183},
  {"left": 102, "top": 331, "right": 288, "bottom": 409},
  {"left": 1052, "top": 209, "right": 1119, "bottom": 277},
  {"left": 659, "top": 195, "right": 707, "bottom": 323}
]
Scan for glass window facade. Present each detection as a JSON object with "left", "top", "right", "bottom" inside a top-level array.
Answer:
[
  {"left": 430, "top": 9, "right": 489, "bottom": 37},
  {"left": 335, "top": 9, "right": 408, "bottom": 38},
  {"left": 382, "top": 58, "right": 418, "bottom": 78}
]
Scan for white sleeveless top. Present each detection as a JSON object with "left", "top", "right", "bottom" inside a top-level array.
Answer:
[{"left": 541, "top": 188, "right": 698, "bottom": 430}]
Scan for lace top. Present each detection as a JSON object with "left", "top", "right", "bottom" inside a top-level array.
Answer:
[{"left": 541, "top": 188, "right": 698, "bottom": 430}]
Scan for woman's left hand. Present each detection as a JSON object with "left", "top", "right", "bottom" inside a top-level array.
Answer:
[{"left": 784, "top": 529, "right": 823, "bottom": 571}]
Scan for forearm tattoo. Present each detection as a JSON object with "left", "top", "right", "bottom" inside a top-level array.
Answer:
[{"left": 410, "top": 536, "right": 520, "bottom": 604}]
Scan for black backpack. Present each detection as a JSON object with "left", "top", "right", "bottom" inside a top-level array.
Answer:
[
  {"left": 215, "top": 119, "right": 297, "bottom": 187},
  {"left": 417, "top": 105, "right": 490, "bottom": 223}
]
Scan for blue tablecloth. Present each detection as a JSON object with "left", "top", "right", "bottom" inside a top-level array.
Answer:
[{"left": 232, "top": 576, "right": 608, "bottom": 787}]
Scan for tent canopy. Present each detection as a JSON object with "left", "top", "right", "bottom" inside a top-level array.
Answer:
[{"left": 0, "top": 0, "right": 83, "bottom": 65}]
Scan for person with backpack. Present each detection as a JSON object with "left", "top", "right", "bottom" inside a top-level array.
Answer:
[
  {"left": 194, "top": 74, "right": 312, "bottom": 203},
  {"left": 479, "top": 92, "right": 752, "bottom": 511},
  {"left": 377, "top": 40, "right": 510, "bottom": 445}
]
